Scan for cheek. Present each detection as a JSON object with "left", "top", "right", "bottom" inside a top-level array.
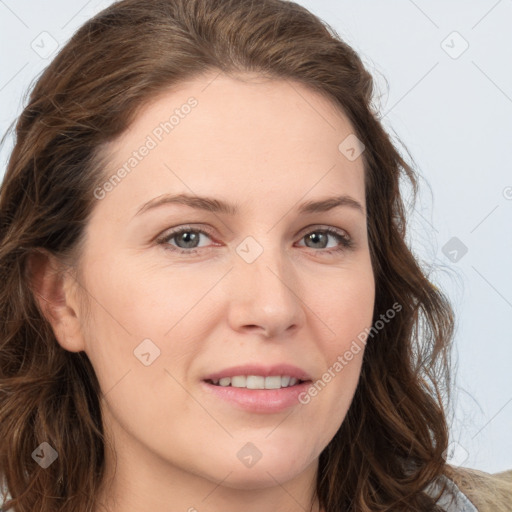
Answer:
[
  {"left": 305, "top": 267, "right": 373, "bottom": 410},
  {"left": 96, "top": 257, "right": 223, "bottom": 336},
  {"left": 312, "top": 263, "right": 375, "bottom": 348},
  {"left": 82, "top": 253, "right": 205, "bottom": 339},
  {"left": 296, "top": 264, "right": 374, "bottom": 417},
  {"left": 77, "top": 256, "right": 218, "bottom": 392}
]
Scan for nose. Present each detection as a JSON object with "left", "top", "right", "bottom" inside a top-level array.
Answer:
[{"left": 226, "top": 239, "right": 306, "bottom": 338}]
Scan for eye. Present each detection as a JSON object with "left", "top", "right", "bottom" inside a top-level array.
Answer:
[
  {"left": 157, "top": 226, "right": 215, "bottom": 254},
  {"left": 156, "top": 225, "right": 354, "bottom": 255},
  {"left": 296, "top": 227, "right": 354, "bottom": 254}
]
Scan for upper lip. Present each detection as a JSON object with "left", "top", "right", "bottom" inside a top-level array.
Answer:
[{"left": 203, "top": 364, "right": 312, "bottom": 382}]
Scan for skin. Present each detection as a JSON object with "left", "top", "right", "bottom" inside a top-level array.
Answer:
[{"left": 32, "top": 72, "right": 375, "bottom": 512}]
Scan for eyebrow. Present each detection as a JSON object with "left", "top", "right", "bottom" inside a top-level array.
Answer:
[{"left": 134, "top": 193, "right": 365, "bottom": 217}]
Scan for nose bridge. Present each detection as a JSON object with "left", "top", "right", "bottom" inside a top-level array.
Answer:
[
  {"left": 235, "top": 232, "right": 290, "bottom": 289},
  {"left": 228, "top": 233, "right": 304, "bottom": 335}
]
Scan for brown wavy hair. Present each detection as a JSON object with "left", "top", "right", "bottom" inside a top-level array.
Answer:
[{"left": 0, "top": 0, "right": 455, "bottom": 510}]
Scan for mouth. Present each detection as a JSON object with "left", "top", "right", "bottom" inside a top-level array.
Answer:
[
  {"left": 200, "top": 364, "right": 313, "bottom": 412},
  {"left": 201, "top": 376, "right": 312, "bottom": 413},
  {"left": 204, "top": 375, "right": 309, "bottom": 389}
]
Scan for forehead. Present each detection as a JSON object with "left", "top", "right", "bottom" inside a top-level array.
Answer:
[{"left": 96, "top": 72, "right": 366, "bottom": 217}]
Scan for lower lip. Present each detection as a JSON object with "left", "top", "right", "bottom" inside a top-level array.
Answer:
[{"left": 201, "top": 380, "right": 311, "bottom": 413}]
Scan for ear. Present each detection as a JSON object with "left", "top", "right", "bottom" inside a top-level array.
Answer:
[{"left": 27, "top": 249, "right": 86, "bottom": 353}]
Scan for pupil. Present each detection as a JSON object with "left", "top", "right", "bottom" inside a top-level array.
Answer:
[
  {"left": 179, "top": 232, "right": 198, "bottom": 248},
  {"left": 308, "top": 232, "right": 326, "bottom": 248}
]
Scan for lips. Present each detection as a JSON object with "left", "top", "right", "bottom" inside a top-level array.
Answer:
[{"left": 201, "top": 364, "right": 314, "bottom": 413}]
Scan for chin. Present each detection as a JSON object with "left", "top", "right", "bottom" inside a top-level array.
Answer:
[
  {"left": 202, "top": 445, "right": 317, "bottom": 490},
  {"left": 213, "top": 462, "right": 310, "bottom": 491}
]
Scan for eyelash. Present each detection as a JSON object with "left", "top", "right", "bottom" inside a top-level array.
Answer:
[{"left": 156, "top": 225, "right": 354, "bottom": 256}]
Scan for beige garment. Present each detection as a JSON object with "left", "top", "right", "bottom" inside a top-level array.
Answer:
[{"left": 443, "top": 464, "right": 512, "bottom": 512}]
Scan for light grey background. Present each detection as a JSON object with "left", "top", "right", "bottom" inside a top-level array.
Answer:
[{"left": 1, "top": 0, "right": 511, "bottom": 473}]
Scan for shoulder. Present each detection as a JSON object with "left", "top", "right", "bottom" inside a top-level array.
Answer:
[
  {"left": 424, "top": 464, "right": 512, "bottom": 512},
  {"left": 444, "top": 464, "right": 512, "bottom": 512}
]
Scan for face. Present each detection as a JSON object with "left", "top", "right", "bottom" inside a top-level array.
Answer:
[{"left": 68, "top": 72, "right": 375, "bottom": 496}]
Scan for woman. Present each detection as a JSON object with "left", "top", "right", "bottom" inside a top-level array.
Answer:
[{"left": 0, "top": 0, "right": 510, "bottom": 511}]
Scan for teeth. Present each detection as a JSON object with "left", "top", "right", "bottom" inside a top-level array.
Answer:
[
  {"left": 209, "top": 375, "right": 303, "bottom": 389},
  {"left": 246, "top": 375, "right": 265, "bottom": 389},
  {"left": 231, "top": 376, "right": 246, "bottom": 388},
  {"left": 264, "top": 376, "right": 282, "bottom": 389}
]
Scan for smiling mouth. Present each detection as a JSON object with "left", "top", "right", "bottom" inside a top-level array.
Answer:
[{"left": 204, "top": 375, "right": 308, "bottom": 389}]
